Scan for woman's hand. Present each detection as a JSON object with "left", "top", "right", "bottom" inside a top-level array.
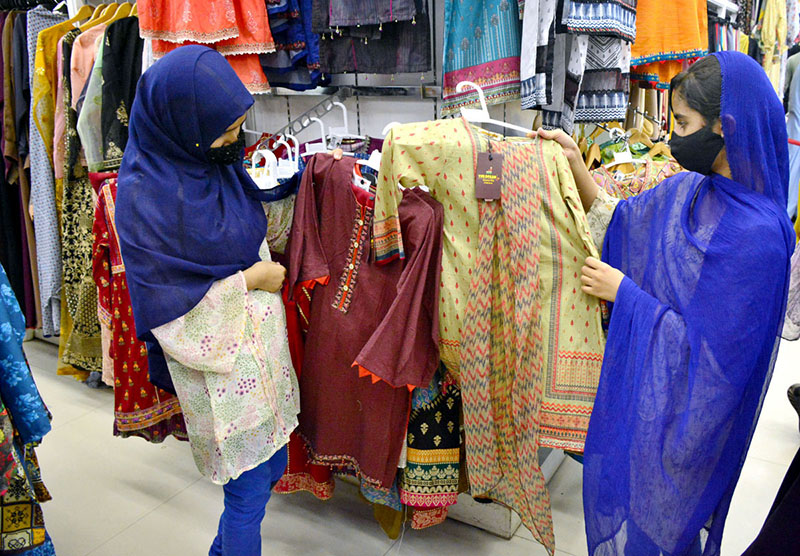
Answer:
[
  {"left": 331, "top": 148, "right": 344, "bottom": 160},
  {"left": 581, "top": 256, "right": 625, "bottom": 302},
  {"left": 528, "top": 128, "right": 582, "bottom": 166},
  {"left": 243, "top": 261, "right": 287, "bottom": 293},
  {"left": 529, "top": 127, "right": 599, "bottom": 213}
]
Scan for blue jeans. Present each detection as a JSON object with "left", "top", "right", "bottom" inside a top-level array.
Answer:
[{"left": 209, "top": 446, "right": 288, "bottom": 556}]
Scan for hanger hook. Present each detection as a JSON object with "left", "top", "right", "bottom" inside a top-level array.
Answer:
[{"left": 456, "top": 81, "right": 489, "bottom": 113}]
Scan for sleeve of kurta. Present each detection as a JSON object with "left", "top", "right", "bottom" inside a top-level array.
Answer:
[
  {"left": 373, "top": 123, "right": 444, "bottom": 264},
  {"left": 353, "top": 191, "right": 444, "bottom": 390},
  {"left": 262, "top": 195, "right": 296, "bottom": 255},
  {"left": 586, "top": 188, "right": 621, "bottom": 255},
  {"left": 286, "top": 155, "right": 331, "bottom": 301},
  {"left": 783, "top": 247, "right": 800, "bottom": 340},
  {"left": 150, "top": 273, "right": 248, "bottom": 374}
]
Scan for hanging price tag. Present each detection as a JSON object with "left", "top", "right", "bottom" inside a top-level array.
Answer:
[{"left": 474, "top": 151, "right": 504, "bottom": 200}]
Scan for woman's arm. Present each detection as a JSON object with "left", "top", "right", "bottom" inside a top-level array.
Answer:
[
  {"left": 534, "top": 128, "right": 600, "bottom": 213},
  {"left": 243, "top": 261, "right": 286, "bottom": 292}
]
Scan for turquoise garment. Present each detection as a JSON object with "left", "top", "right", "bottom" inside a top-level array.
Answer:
[
  {"left": 442, "top": 0, "right": 522, "bottom": 115},
  {"left": 0, "top": 264, "right": 50, "bottom": 445}
]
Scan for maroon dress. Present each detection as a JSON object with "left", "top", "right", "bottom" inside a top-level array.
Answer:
[{"left": 287, "top": 154, "right": 443, "bottom": 490}]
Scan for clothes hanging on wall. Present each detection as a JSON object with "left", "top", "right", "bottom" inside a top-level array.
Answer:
[
  {"left": 138, "top": 0, "right": 274, "bottom": 93},
  {"left": 259, "top": 0, "right": 322, "bottom": 91},
  {"left": 442, "top": 0, "right": 522, "bottom": 116}
]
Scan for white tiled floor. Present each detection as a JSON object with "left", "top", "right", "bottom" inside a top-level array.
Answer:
[{"left": 23, "top": 338, "right": 800, "bottom": 556}]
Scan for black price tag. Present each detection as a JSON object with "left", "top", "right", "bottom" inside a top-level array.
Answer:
[{"left": 475, "top": 151, "right": 504, "bottom": 200}]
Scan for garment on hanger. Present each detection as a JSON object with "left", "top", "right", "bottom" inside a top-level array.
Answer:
[
  {"left": 60, "top": 27, "right": 102, "bottom": 375},
  {"left": 327, "top": 0, "right": 418, "bottom": 27},
  {"left": 12, "top": 12, "right": 27, "bottom": 163},
  {"left": 520, "top": 0, "right": 556, "bottom": 109},
  {"left": 398, "top": 372, "right": 462, "bottom": 530},
  {"left": 76, "top": 30, "right": 104, "bottom": 172},
  {"left": 317, "top": 11, "right": 431, "bottom": 75},
  {"left": 287, "top": 155, "right": 443, "bottom": 496},
  {"left": 28, "top": 5, "right": 69, "bottom": 338},
  {"left": 92, "top": 178, "right": 188, "bottom": 442},
  {"left": 442, "top": 0, "right": 522, "bottom": 116},
  {"left": 759, "top": 0, "right": 788, "bottom": 95},
  {"left": 3, "top": 11, "right": 18, "bottom": 185},
  {"left": 260, "top": 0, "right": 322, "bottom": 91},
  {"left": 541, "top": 31, "right": 588, "bottom": 133},
  {"left": 101, "top": 17, "right": 142, "bottom": 170},
  {"left": 561, "top": 0, "right": 637, "bottom": 41},
  {"left": 591, "top": 159, "right": 682, "bottom": 201},
  {"left": 630, "top": 0, "right": 708, "bottom": 88},
  {"left": 376, "top": 121, "right": 605, "bottom": 551},
  {"left": 574, "top": 36, "right": 631, "bottom": 124}
]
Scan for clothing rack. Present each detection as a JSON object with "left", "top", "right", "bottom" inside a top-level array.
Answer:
[
  {"left": 707, "top": 0, "right": 739, "bottom": 18},
  {"left": 0, "top": 0, "right": 57, "bottom": 8}
]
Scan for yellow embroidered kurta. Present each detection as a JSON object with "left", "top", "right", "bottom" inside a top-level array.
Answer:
[{"left": 760, "top": 0, "right": 788, "bottom": 94}]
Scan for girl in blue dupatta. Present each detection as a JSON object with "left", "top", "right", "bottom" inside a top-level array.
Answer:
[
  {"left": 116, "top": 46, "right": 298, "bottom": 556},
  {"left": 538, "top": 51, "right": 794, "bottom": 556}
]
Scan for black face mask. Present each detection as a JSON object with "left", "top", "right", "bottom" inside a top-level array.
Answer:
[
  {"left": 205, "top": 129, "right": 245, "bottom": 165},
  {"left": 669, "top": 124, "right": 725, "bottom": 176}
]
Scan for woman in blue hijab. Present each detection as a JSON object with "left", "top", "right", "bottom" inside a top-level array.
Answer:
[
  {"left": 116, "top": 46, "right": 298, "bottom": 556},
  {"left": 539, "top": 51, "right": 794, "bottom": 556}
]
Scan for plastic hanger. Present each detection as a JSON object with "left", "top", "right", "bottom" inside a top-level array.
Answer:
[
  {"left": 111, "top": 2, "right": 134, "bottom": 20},
  {"left": 584, "top": 142, "right": 601, "bottom": 170},
  {"left": 131, "top": 2, "right": 137, "bottom": 16},
  {"left": 90, "top": 3, "right": 108, "bottom": 19},
  {"left": 605, "top": 129, "right": 644, "bottom": 171},
  {"left": 456, "top": 81, "right": 533, "bottom": 136},
  {"left": 250, "top": 149, "right": 280, "bottom": 190},
  {"left": 80, "top": 3, "right": 118, "bottom": 31},
  {"left": 270, "top": 138, "right": 299, "bottom": 177},
  {"left": 301, "top": 118, "right": 328, "bottom": 158},
  {"left": 327, "top": 102, "right": 365, "bottom": 149},
  {"left": 382, "top": 122, "right": 401, "bottom": 136},
  {"left": 647, "top": 142, "right": 673, "bottom": 160}
]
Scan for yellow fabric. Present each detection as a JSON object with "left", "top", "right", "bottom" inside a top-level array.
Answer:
[
  {"left": 32, "top": 19, "right": 76, "bottom": 164},
  {"left": 760, "top": 0, "right": 788, "bottom": 93},
  {"left": 739, "top": 33, "right": 751, "bottom": 55}
]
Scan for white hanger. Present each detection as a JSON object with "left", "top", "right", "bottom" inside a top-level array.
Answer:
[
  {"left": 250, "top": 149, "right": 280, "bottom": 190},
  {"left": 381, "top": 121, "right": 402, "bottom": 136},
  {"left": 604, "top": 128, "right": 644, "bottom": 170},
  {"left": 53, "top": 1, "right": 67, "bottom": 12},
  {"left": 327, "top": 102, "right": 366, "bottom": 149},
  {"left": 271, "top": 139, "right": 297, "bottom": 179},
  {"left": 456, "top": 81, "right": 532, "bottom": 136},
  {"left": 302, "top": 117, "right": 328, "bottom": 158},
  {"left": 355, "top": 149, "right": 382, "bottom": 172},
  {"left": 275, "top": 134, "right": 300, "bottom": 174}
]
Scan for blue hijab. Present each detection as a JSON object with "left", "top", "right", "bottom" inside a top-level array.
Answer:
[
  {"left": 0, "top": 264, "right": 51, "bottom": 445},
  {"left": 116, "top": 46, "right": 267, "bottom": 384},
  {"left": 583, "top": 51, "right": 795, "bottom": 556}
]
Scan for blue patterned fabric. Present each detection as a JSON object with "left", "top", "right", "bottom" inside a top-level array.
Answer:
[
  {"left": 0, "top": 264, "right": 50, "bottom": 446},
  {"left": 583, "top": 52, "right": 795, "bottom": 556},
  {"left": 27, "top": 6, "right": 66, "bottom": 337}
]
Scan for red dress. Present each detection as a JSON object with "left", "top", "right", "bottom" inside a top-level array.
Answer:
[{"left": 92, "top": 179, "right": 188, "bottom": 442}]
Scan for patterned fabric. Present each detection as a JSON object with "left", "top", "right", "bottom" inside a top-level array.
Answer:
[
  {"left": 375, "top": 121, "right": 482, "bottom": 380},
  {"left": 783, "top": 246, "right": 800, "bottom": 340},
  {"left": 460, "top": 137, "right": 553, "bottom": 552},
  {"left": 27, "top": 6, "right": 69, "bottom": 337},
  {"left": 0, "top": 449, "right": 51, "bottom": 554},
  {"left": 520, "top": 0, "right": 557, "bottom": 110},
  {"left": 591, "top": 159, "right": 682, "bottom": 200},
  {"left": 760, "top": 0, "right": 788, "bottom": 95},
  {"left": 92, "top": 179, "right": 188, "bottom": 443},
  {"left": 60, "top": 29, "right": 102, "bottom": 374},
  {"left": 586, "top": 188, "right": 620, "bottom": 256},
  {"left": 442, "top": 0, "right": 522, "bottom": 116},
  {"left": 76, "top": 32, "right": 105, "bottom": 173},
  {"left": 561, "top": 0, "right": 637, "bottom": 41},
  {"left": 541, "top": 33, "right": 589, "bottom": 134},
  {"left": 328, "top": 0, "right": 418, "bottom": 26},
  {"left": 152, "top": 240, "right": 300, "bottom": 485},
  {"left": 399, "top": 380, "right": 461, "bottom": 526},
  {"left": 574, "top": 36, "right": 631, "bottom": 124}
]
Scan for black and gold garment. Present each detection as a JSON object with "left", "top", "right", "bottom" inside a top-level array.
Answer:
[
  {"left": 399, "top": 370, "right": 461, "bottom": 530},
  {"left": 100, "top": 17, "right": 143, "bottom": 170},
  {"left": 61, "top": 28, "right": 103, "bottom": 374}
]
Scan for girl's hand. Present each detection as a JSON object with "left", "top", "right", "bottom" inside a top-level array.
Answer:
[
  {"left": 331, "top": 148, "right": 344, "bottom": 160},
  {"left": 243, "top": 261, "right": 287, "bottom": 293},
  {"left": 528, "top": 128, "right": 582, "bottom": 166},
  {"left": 580, "top": 256, "right": 625, "bottom": 302}
]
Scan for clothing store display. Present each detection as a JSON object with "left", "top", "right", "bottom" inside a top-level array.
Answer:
[
  {"left": 583, "top": 51, "right": 793, "bottom": 556},
  {"left": 591, "top": 159, "right": 682, "bottom": 201},
  {"left": 442, "top": 0, "right": 522, "bottom": 116},
  {"left": 260, "top": 0, "right": 322, "bottom": 91},
  {"left": 287, "top": 154, "right": 443, "bottom": 493},
  {"left": 760, "top": 0, "right": 788, "bottom": 95}
]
